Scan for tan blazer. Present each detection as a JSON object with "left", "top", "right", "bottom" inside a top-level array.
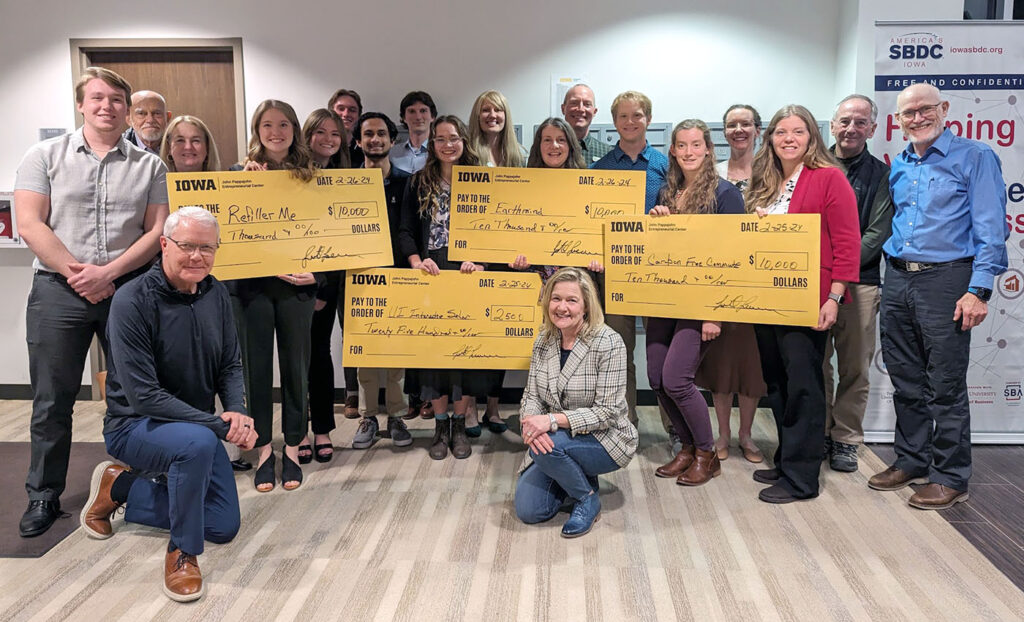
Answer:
[{"left": 518, "top": 324, "right": 638, "bottom": 473}]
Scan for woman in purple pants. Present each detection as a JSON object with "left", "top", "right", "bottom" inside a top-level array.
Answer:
[{"left": 646, "top": 119, "right": 745, "bottom": 486}]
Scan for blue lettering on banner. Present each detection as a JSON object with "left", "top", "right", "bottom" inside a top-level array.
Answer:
[{"left": 875, "top": 74, "right": 1024, "bottom": 91}]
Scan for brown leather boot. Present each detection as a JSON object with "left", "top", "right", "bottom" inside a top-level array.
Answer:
[
  {"left": 429, "top": 418, "right": 450, "bottom": 460},
  {"left": 80, "top": 461, "right": 126, "bottom": 539},
  {"left": 164, "top": 547, "right": 204, "bottom": 602},
  {"left": 655, "top": 445, "right": 695, "bottom": 478},
  {"left": 344, "top": 394, "right": 360, "bottom": 419},
  {"left": 450, "top": 417, "right": 472, "bottom": 459},
  {"left": 676, "top": 448, "right": 722, "bottom": 486}
]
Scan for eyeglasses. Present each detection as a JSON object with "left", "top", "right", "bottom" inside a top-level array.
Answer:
[
  {"left": 725, "top": 121, "right": 756, "bottom": 131},
  {"left": 897, "top": 103, "right": 941, "bottom": 122},
  {"left": 834, "top": 117, "right": 872, "bottom": 129},
  {"left": 432, "top": 137, "right": 463, "bottom": 146},
  {"left": 167, "top": 236, "right": 218, "bottom": 257}
]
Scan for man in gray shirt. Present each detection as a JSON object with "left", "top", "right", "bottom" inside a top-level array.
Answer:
[
  {"left": 561, "top": 84, "right": 613, "bottom": 164},
  {"left": 14, "top": 66, "right": 168, "bottom": 537}
]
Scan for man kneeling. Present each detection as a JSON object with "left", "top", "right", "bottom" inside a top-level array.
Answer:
[{"left": 81, "top": 206, "right": 256, "bottom": 602}]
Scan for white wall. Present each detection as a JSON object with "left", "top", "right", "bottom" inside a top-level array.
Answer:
[{"left": 0, "top": 0, "right": 961, "bottom": 386}]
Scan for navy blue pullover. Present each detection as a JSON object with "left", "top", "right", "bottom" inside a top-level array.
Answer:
[{"left": 103, "top": 261, "right": 246, "bottom": 438}]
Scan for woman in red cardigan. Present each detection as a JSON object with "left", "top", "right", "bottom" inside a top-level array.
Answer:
[{"left": 744, "top": 104, "right": 861, "bottom": 503}]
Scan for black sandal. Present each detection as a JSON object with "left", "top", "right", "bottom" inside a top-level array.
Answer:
[
  {"left": 281, "top": 451, "right": 303, "bottom": 491},
  {"left": 297, "top": 443, "right": 313, "bottom": 465},
  {"left": 254, "top": 453, "right": 275, "bottom": 492},
  {"left": 314, "top": 443, "right": 334, "bottom": 463}
]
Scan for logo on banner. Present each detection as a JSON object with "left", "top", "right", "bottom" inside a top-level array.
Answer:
[
  {"left": 1005, "top": 382, "right": 1022, "bottom": 404},
  {"left": 888, "top": 32, "right": 943, "bottom": 67},
  {"left": 998, "top": 269, "right": 1023, "bottom": 300}
]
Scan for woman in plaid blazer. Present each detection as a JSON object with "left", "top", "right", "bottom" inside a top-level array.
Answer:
[{"left": 514, "top": 268, "right": 638, "bottom": 538}]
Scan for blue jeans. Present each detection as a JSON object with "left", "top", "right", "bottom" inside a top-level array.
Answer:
[
  {"left": 880, "top": 259, "right": 972, "bottom": 490},
  {"left": 514, "top": 430, "right": 619, "bottom": 524},
  {"left": 104, "top": 418, "right": 240, "bottom": 555}
]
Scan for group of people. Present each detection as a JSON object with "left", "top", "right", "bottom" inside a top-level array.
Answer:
[{"left": 12, "top": 65, "right": 1008, "bottom": 601}]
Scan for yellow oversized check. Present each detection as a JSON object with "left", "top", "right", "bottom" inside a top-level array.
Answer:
[
  {"left": 168, "top": 169, "right": 393, "bottom": 280},
  {"left": 341, "top": 268, "right": 542, "bottom": 369},
  {"left": 448, "top": 165, "right": 645, "bottom": 266},
  {"left": 604, "top": 215, "right": 821, "bottom": 327}
]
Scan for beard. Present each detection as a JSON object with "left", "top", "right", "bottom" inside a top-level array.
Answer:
[
  {"left": 138, "top": 127, "right": 164, "bottom": 144},
  {"left": 906, "top": 122, "right": 943, "bottom": 146}
]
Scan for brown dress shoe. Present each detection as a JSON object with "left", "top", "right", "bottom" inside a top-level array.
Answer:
[
  {"left": 867, "top": 465, "right": 928, "bottom": 491},
  {"left": 80, "top": 461, "right": 126, "bottom": 539},
  {"left": 344, "top": 395, "right": 360, "bottom": 419},
  {"left": 164, "top": 548, "right": 204, "bottom": 602},
  {"left": 655, "top": 445, "right": 695, "bottom": 478},
  {"left": 677, "top": 448, "right": 722, "bottom": 486},
  {"left": 908, "top": 483, "right": 969, "bottom": 510}
]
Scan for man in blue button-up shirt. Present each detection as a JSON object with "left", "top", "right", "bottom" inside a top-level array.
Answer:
[
  {"left": 592, "top": 91, "right": 669, "bottom": 429},
  {"left": 868, "top": 83, "right": 1008, "bottom": 510}
]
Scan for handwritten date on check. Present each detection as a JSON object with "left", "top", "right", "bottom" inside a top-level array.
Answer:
[
  {"left": 603, "top": 215, "right": 821, "bottom": 327},
  {"left": 168, "top": 169, "right": 394, "bottom": 280},
  {"left": 448, "top": 165, "right": 645, "bottom": 266},
  {"left": 342, "top": 268, "right": 543, "bottom": 369}
]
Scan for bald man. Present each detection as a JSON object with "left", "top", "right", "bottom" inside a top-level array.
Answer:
[
  {"left": 561, "top": 84, "right": 612, "bottom": 164},
  {"left": 124, "top": 90, "right": 171, "bottom": 154},
  {"left": 868, "top": 83, "right": 1007, "bottom": 510}
]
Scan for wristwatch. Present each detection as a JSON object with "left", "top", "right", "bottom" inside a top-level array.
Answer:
[
  {"left": 827, "top": 292, "right": 843, "bottom": 304},
  {"left": 968, "top": 286, "right": 992, "bottom": 302},
  {"left": 548, "top": 413, "right": 558, "bottom": 432}
]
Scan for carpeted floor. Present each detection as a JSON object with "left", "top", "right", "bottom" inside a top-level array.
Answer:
[{"left": 0, "top": 442, "right": 113, "bottom": 558}]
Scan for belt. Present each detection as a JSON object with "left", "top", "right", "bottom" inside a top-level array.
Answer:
[
  {"left": 886, "top": 256, "right": 972, "bottom": 273},
  {"left": 35, "top": 265, "right": 149, "bottom": 288}
]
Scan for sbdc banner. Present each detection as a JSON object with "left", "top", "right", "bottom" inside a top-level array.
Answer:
[{"left": 870, "top": 21, "right": 1024, "bottom": 440}]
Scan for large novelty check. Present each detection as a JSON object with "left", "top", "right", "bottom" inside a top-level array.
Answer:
[
  {"left": 447, "top": 165, "right": 645, "bottom": 266},
  {"left": 168, "top": 169, "right": 393, "bottom": 280},
  {"left": 604, "top": 214, "right": 821, "bottom": 327},
  {"left": 341, "top": 268, "right": 543, "bottom": 369}
]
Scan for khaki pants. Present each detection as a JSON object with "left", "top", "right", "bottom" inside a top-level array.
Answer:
[
  {"left": 358, "top": 368, "right": 406, "bottom": 417},
  {"left": 824, "top": 283, "right": 880, "bottom": 445}
]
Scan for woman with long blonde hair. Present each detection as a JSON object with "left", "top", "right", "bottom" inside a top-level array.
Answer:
[{"left": 468, "top": 90, "right": 527, "bottom": 167}]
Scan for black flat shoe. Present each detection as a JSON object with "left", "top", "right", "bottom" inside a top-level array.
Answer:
[
  {"left": 758, "top": 483, "right": 817, "bottom": 504},
  {"left": 254, "top": 453, "right": 276, "bottom": 492},
  {"left": 314, "top": 443, "right": 334, "bottom": 463},
  {"left": 19, "top": 500, "right": 64, "bottom": 538},
  {"left": 230, "top": 459, "right": 253, "bottom": 472},
  {"left": 281, "top": 452, "right": 303, "bottom": 491},
  {"left": 752, "top": 468, "right": 780, "bottom": 484},
  {"left": 482, "top": 412, "right": 508, "bottom": 434},
  {"left": 297, "top": 443, "right": 313, "bottom": 465}
]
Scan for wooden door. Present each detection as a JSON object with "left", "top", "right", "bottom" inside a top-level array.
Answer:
[{"left": 73, "top": 39, "right": 245, "bottom": 168}]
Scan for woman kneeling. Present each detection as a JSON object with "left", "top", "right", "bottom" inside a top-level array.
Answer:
[{"left": 514, "top": 268, "right": 638, "bottom": 537}]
